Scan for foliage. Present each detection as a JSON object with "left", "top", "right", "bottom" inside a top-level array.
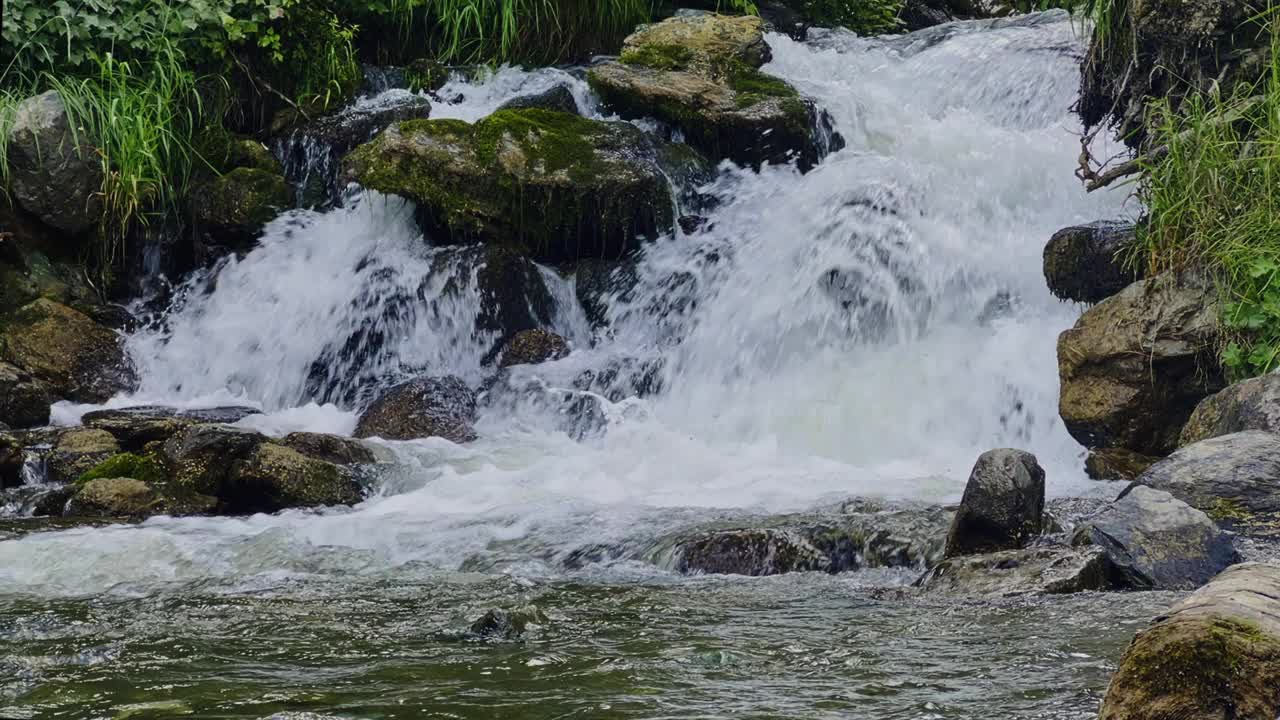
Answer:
[
  {"left": 783, "top": 0, "right": 903, "bottom": 35},
  {"left": 1135, "top": 29, "right": 1280, "bottom": 379}
]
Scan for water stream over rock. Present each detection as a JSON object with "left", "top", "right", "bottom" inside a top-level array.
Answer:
[{"left": 0, "top": 13, "right": 1156, "bottom": 719}]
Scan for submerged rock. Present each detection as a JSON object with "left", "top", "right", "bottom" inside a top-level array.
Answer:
[
  {"left": 498, "top": 329, "right": 570, "bottom": 368},
  {"left": 354, "top": 376, "right": 478, "bottom": 443},
  {"left": 917, "top": 545, "right": 1120, "bottom": 597},
  {"left": 588, "top": 13, "right": 837, "bottom": 170},
  {"left": 0, "top": 361, "right": 52, "bottom": 428},
  {"left": 1043, "top": 222, "right": 1142, "bottom": 304},
  {"left": 1057, "top": 272, "right": 1224, "bottom": 459},
  {"left": 468, "top": 606, "right": 549, "bottom": 641},
  {"left": 5, "top": 90, "right": 104, "bottom": 235},
  {"left": 660, "top": 502, "right": 953, "bottom": 576},
  {"left": 0, "top": 299, "right": 136, "bottom": 403},
  {"left": 1180, "top": 373, "right": 1280, "bottom": 446},
  {"left": 1074, "top": 485, "right": 1237, "bottom": 589},
  {"left": 1099, "top": 563, "right": 1280, "bottom": 719},
  {"left": 1132, "top": 431, "right": 1280, "bottom": 535},
  {"left": 945, "top": 449, "right": 1045, "bottom": 558},
  {"left": 345, "top": 109, "right": 696, "bottom": 263}
]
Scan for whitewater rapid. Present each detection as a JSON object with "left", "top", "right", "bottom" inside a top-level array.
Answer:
[{"left": 12, "top": 12, "right": 1131, "bottom": 595}]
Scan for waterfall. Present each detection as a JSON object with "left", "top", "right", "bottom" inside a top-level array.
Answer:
[{"left": 12, "top": 12, "right": 1129, "bottom": 593}]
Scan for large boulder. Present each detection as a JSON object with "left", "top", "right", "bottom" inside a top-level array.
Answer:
[
  {"left": 1058, "top": 272, "right": 1224, "bottom": 459},
  {"left": 1132, "top": 431, "right": 1280, "bottom": 533},
  {"left": 1180, "top": 374, "right": 1280, "bottom": 446},
  {"left": 354, "top": 376, "right": 478, "bottom": 443},
  {"left": 587, "top": 14, "right": 838, "bottom": 170},
  {"left": 0, "top": 361, "right": 52, "bottom": 428},
  {"left": 344, "top": 109, "right": 699, "bottom": 263},
  {"left": 1043, "top": 222, "right": 1142, "bottom": 304},
  {"left": 191, "top": 167, "right": 290, "bottom": 260},
  {"left": 162, "top": 424, "right": 365, "bottom": 514},
  {"left": 944, "top": 449, "right": 1045, "bottom": 558},
  {"left": 496, "top": 85, "right": 579, "bottom": 115},
  {"left": 1099, "top": 563, "right": 1280, "bottom": 719},
  {"left": 1074, "top": 485, "right": 1237, "bottom": 589},
  {"left": 0, "top": 299, "right": 136, "bottom": 402},
  {"left": 917, "top": 545, "right": 1121, "bottom": 597},
  {"left": 5, "top": 91, "right": 104, "bottom": 235}
]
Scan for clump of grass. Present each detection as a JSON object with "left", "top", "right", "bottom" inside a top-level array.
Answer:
[{"left": 1135, "top": 25, "right": 1280, "bottom": 378}]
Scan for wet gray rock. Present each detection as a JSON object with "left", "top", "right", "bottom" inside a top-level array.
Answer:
[
  {"left": 498, "top": 329, "right": 570, "bottom": 368},
  {"left": 1099, "top": 563, "right": 1280, "bottom": 719},
  {"left": 0, "top": 299, "right": 137, "bottom": 403},
  {"left": 1131, "top": 430, "right": 1280, "bottom": 534},
  {"left": 355, "top": 376, "right": 478, "bottom": 443},
  {"left": 83, "top": 405, "right": 262, "bottom": 451},
  {"left": 1043, "top": 222, "right": 1142, "bottom": 304},
  {"left": 1180, "top": 373, "right": 1280, "bottom": 446},
  {"left": 917, "top": 545, "right": 1121, "bottom": 597},
  {"left": 0, "top": 361, "right": 52, "bottom": 428},
  {"left": 1073, "top": 485, "right": 1237, "bottom": 589},
  {"left": 46, "top": 429, "right": 120, "bottom": 484},
  {"left": 944, "top": 449, "right": 1045, "bottom": 558},
  {"left": 5, "top": 91, "right": 104, "bottom": 235},
  {"left": 495, "top": 84, "right": 579, "bottom": 115},
  {"left": 660, "top": 502, "right": 954, "bottom": 576}
]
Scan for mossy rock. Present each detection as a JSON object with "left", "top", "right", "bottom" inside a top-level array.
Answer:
[
  {"left": 344, "top": 109, "right": 683, "bottom": 263},
  {"left": 0, "top": 433, "right": 23, "bottom": 489},
  {"left": 224, "top": 443, "right": 362, "bottom": 513},
  {"left": 588, "top": 13, "right": 838, "bottom": 170},
  {"left": 78, "top": 452, "right": 166, "bottom": 487},
  {"left": 47, "top": 428, "right": 121, "bottom": 484},
  {"left": 191, "top": 167, "right": 290, "bottom": 257},
  {"left": 66, "top": 477, "right": 164, "bottom": 518},
  {"left": 1099, "top": 563, "right": 1280, "bottom": 719},
  {"left": 0, "top": 299, "right": 136, "bottom": 403},
  {"left": 0, "top": 361, "right": 52, "bottom": 429}
]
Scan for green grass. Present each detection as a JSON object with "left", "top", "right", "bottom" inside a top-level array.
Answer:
[{"left": 1135, "top": 26, "right": 1280, "bottom": 378}]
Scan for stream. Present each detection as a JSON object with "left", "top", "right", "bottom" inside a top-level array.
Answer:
[{"left": 0, "top": 12, "right": 1163, "bottom": 719}]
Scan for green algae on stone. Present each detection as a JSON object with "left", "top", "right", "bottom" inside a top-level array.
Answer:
[
  {"left": 78, "top": 452, "right": 166, "bottom": 487},
  {"left": 344, "top": 109, "right": 681, "bottom": 263},
  {"left": 193, "top": 167, "right": 290, "bottom": 236}
]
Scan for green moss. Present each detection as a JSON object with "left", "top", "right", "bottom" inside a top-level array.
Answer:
[
  {"left": 77, "top": 452, "right": 166, "bottom": 486},
  {"left": 1207, "top": 497, "right": 1254, "bottom": 523},
  {"left": 780, "top": 0, "right": 903, "bottom": 35},
  {"left": 196, "top": 167, "right": 290, "bottom": 229},
  {"left": 620, "top": 43, "right": 694, "bottom": 71}
]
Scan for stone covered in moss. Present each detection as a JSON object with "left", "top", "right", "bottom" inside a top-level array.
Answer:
[
  {"left": 0, "top": 299, "right": 136, "bottom": 403},
  {"left": 227, "top": 443, "right": 362, "bottom": 513},
  {"left": 345, "top": 109, "right": 683, "bottom": 263},
  {"left": 587, "top": 13, "right": 838, "bottom": 170},
  {"left": 78, "top": 452, "right": 166, "bottom": 487},
  {"left": 917, "top": 544, "right": 1121, "bottom": 597},
  {"left": 1043, "top": 222, "right": 1142, "bottom": 304},
  {"left": 1180, "top": 373, "right": 1280, "bottom": 447},
  {"left": 0, "top": 361, "right": 52, "bottom": 428},
  {"left": 0, "top": 433, "right": 23, "bottom": 489},
  {"left": 1085, "top": 447, "right": 1159, "bottom": 481},
  {"left": 191, "top": 167, "right": 290, "bottom": 257},
  {"left": 1099, "top": 563, "right": 1280, "bottom": 719},
  {"left": 47, "top": 429, "right": 121, "bottom": 484},
  {"left": 66, "top": 477, "right": 163, "bottom": 518},
  {"left": 354, "top": 375, "right": 478, "bottom": 443}
]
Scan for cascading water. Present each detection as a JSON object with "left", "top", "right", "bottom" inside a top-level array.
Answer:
[{"left": 0, "top": 14, "right": 1154, "bottom": 719}]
